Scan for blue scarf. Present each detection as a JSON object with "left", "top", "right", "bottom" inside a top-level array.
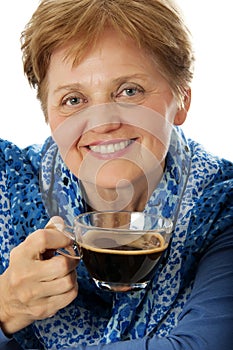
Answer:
[{"left": 15, "top": 127, "right": 233, "bottom": 349}]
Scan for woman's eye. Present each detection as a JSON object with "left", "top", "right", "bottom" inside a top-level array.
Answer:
[
  {"left": 115, "top": 84, "right": 145, "bottom": 102},
  {"left": 62, "top": 94, "right": 87, "bottom": 107}
]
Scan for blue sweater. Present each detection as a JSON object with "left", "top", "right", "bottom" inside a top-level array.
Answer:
[{"left": 0, "top": 137, "right": 233, "bottom": 349}]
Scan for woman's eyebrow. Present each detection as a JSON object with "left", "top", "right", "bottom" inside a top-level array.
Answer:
[{"left": 54, "top": 83, "right": 83, "bottom": 94}]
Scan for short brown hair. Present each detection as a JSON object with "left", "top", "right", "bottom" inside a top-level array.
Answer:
[{"left": 21, "top": 0, "right": 194, "bottom": 118}]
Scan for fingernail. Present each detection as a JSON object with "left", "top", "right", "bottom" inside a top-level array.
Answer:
[{"left": 46, "top": 216, "right": 64, "bottom": 231}]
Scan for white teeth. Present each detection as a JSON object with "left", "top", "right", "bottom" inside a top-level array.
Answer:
[{"left": 89, "top": 140, "right": 133, "bottom": 154}]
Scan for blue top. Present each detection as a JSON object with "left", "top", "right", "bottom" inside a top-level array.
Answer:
[
  {"left": 0, "top": 129, "right": 233, "bottom": 350},
  {"left": 1, "top": 224, "right": 233, "bottom": 350}
]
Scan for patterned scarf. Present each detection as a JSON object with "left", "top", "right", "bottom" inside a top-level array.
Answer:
[{"left": 16, "top": 127, "right": 232, "bottom": 349}]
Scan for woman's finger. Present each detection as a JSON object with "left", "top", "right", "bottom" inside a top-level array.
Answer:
[
  {"left": 22, "top": 228, "right": 73, "bottom": 260},
  {"left": 38, "top": 254, "right": 79, "bottom": 281}
]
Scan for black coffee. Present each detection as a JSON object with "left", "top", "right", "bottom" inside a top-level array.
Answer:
[{"left": 79, "top": 230, "right": 167, "bottom": 284}]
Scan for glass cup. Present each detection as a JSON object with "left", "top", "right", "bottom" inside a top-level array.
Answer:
[{"left": 59, "top": 211, "right": 173, "bottom": 292}]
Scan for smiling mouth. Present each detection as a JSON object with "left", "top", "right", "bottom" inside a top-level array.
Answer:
[{"left": 88, "top": 139, "right": 136, "bottom": 154}]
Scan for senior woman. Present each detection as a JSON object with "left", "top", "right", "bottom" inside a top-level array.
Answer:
[{"left": 0, "top": 0, "right": 233, "bottom": 349}]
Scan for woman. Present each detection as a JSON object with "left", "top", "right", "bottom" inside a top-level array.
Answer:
[{"left": 0, "top": 0, "right": 232, "bottom": 349}]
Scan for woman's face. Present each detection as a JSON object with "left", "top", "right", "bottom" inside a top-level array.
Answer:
[{"left": 46, "top": 29, "right": 188, "bottom": 191}]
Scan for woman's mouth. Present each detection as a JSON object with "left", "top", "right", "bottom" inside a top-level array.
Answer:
[
  {"left": 89, "top": 139, "right": 134, "bottom": 154},
  {"left": 86, "top": 139, "right": 136, "bottom": 158}
]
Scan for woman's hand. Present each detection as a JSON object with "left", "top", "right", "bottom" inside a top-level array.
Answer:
[{"left": 0, "top": 218, "right": 79, "bottom": 335}]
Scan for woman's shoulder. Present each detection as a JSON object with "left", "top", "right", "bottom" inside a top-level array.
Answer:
[
  {"left": 0, "top": 138, "right": 50, "bottom": 244},
  {"left": 0, "top": 137, "right": 53, "bottom": 192},
  {"left": 187, "top": 138, "right": 233, "bottom": 215},
  {"left": 186, "top": 138, "right": 233, "bottom": 242},
  {"left": 0, "top": 137, "right": 51, "bottom": 173},
  {"left": 187, "top": 138, "right": 233, "bottom": 183}
]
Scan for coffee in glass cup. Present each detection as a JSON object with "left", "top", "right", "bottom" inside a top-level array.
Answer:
[{"left": 58, "top": 211, "right": 173, "bottom": 292}]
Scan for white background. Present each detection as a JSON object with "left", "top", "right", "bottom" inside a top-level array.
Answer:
[{"left": 0, "top": 1, "right": 232, "bottom": 161}]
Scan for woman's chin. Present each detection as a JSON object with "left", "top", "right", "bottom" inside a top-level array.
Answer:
[{"left": 95, "top": 167, "right": 142, "bottom": 189}]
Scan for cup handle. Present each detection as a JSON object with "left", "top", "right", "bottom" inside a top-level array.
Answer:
[
  {"left": 57, "top": 243, "right": 81, "bottom": 260},
  {"left": 48, "top": 216, "right": 82, "bottom": 260}
]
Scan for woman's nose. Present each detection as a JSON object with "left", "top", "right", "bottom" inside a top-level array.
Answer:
[
  {"left": 90, "top": 119, "right": 121, "bottom": 134},
  {"left": 85, "top": 103, "right": 122, "bottom": 134}
]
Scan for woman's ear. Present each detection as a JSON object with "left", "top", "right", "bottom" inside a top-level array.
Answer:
[{"left": 174, "top": 89, "right": 191, "bottom": 125}]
